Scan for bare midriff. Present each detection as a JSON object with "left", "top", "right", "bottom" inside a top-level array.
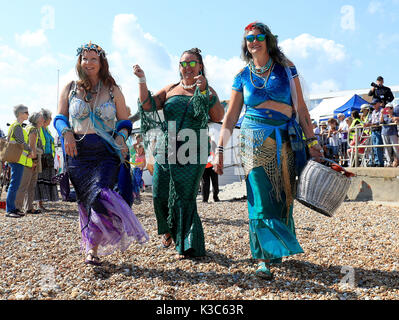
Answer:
[{"left": 253, "top": 100, "right": 293, "bottom": 118}]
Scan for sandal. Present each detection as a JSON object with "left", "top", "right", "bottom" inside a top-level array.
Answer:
[
  {"left": 162, "top": 234, "right": 172, "bottom": 248},
  {"left": 255, "top": 262, "right": 273, "bottom": 280},
  {"left": 26, "top": 209, "right": 41, "bottom": 215},
  {"left": 85, "top": 253, "right": 101, "bottom": 266}
]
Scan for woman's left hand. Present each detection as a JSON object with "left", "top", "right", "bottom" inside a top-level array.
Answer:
[
  {"left": 194, "top": 75, "right": 207, "bottom": 92},
  {"left": 115, "top": 135, "right": 129, "bottom": 158},
  {"left": 309, "top": 144, "right": 323, "bottom": 162}
]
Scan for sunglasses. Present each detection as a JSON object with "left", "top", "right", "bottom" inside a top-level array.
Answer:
[
  {"left": 180, "top": 60, "right": 199, "bottom": 68},
  {"left": 246, "top": 34, "right": 266, "bottom": 42}
]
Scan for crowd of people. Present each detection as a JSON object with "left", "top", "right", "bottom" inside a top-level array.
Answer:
[
  {"left": 312, "top": 86, "right": 399, "bottom": 167},
  {"left": 3, "top": 106, "right": 59, "bottom": 218},
  {"left": 2, "top": 21, "right": 397, "bottom": 280}
]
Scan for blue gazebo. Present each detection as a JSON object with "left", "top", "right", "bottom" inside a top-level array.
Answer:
[{"left": 333, "top": 94, "right": 369, "bottom": 117}]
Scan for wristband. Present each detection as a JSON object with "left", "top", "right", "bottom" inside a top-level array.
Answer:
[
  {"left": 216, "top": 146, "right": 224, "bottom": 154},
  {"left": 307, "top": 140, "right": 319, "bottom": 148},
  {"left": 138, "top": 77, "right": 146, "bottom": 84}
]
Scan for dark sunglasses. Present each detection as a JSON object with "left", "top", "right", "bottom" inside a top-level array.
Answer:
[
  {"left": 246, "top": 34, "right": 266, "bottom": 43},
  {"left": 180, "top": 60, "right": 198, "bottom": 68}
]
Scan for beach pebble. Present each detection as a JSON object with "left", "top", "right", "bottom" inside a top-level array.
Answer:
[{"left": 0, "top": 187, "right": 398, "bottom": 300}]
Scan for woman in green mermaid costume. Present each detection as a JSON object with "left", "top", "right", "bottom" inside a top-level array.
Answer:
[
  {"left": 214, "top": 22, "right": 323, "bottom": 279},
  {"left": 133, "top": 48, "right": 224, "bottom": 259}
]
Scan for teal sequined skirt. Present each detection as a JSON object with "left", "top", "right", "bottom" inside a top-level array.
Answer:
[
  {"left": 241, "top": 110, "right": 304, "bottom": 261},
  {"left": 246, "top": 167, "right": 303, "bottom": 261}
]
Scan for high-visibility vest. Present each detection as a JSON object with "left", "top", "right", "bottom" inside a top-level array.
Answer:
[
  {"left": 349, "top": 118, "right": 363, "bottom": 141},
  {"left": 7, "top": 121, "right": 32, "bottom": 167},
  {"left": 39, "top": 127, "right": 55, "bottom": 156}
]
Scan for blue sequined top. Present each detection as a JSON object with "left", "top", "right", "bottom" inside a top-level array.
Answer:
[{"left": 232, "top": 63, "right": 298, "bottom": 107}]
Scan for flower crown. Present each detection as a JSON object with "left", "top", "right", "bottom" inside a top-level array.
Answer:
[{"left": 76, "top": 41, "right": 106, "bottom": 58}]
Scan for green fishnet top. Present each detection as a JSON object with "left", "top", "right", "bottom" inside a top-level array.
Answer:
[{"left": 138, "top": 87, "right": 217, "bottom": 165}]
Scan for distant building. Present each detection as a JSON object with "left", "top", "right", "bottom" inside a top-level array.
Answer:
[{"left": 309, "top": 85, "right": 399, "bottom": 112}]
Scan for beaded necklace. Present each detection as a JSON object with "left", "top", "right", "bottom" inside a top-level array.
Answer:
[
  {"left": 249, "top": 63, "right": 275, "bottom": 90},
  {"left": 249, "top": 58, "right": 273, "bottom": 76}
]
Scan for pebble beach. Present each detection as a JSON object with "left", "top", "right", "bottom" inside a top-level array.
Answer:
[{"left": 0, "top": 181, "right": 398, "bottom": 300}]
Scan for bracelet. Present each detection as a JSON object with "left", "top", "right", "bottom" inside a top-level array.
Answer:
[
  {"left": 305, "top": 136, "right": 317, "bottom": 144},
  {"left": 61, "top": 127, "right": 73, "bottom": 136},
  {"left": 118, "top": 131, "right": 127, "bottom": 141},
  {"left": 307, "top": 140, "right": 319, "bottom": 148},
  {"left": 138, "top": 77, "right": 146, "bottom": 84}
]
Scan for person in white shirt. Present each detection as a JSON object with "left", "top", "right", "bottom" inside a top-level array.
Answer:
[{"left": 327, "top": 118, "right": 340, "bottom": 162}]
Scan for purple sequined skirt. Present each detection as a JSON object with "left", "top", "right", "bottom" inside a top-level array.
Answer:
[
  {"left": 79, "top": 189, "right": 149, "bottom": 255},
  {"left": 67, "top": 134, "right": 149, "bottom": 255}
]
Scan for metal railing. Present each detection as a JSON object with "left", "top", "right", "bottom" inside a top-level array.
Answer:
[{"left": 346, "top": 123, "right": 399, "bottom": 167}]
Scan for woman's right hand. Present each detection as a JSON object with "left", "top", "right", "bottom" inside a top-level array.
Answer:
[
  {"left": 213, "top": 153, "right": 224, "bottom": 175},
  {"left": 133, "top": 64, "right": 145, "bottom": 79},
  {"left": 63, "top": 131, "right": 78, "bottom": 157}
]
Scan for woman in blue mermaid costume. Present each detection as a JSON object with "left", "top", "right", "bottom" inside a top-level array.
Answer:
[
  {"left": 133, "top": 48, "right": 224, "bottom": 259},
  {"left": 214, "top": 22, "right": 323, "bottom": 279},
  {"left": 54, "top": 43, "right": 148, "bottom": 266}
]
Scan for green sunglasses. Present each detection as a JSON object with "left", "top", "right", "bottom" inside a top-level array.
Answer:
[
  {"left": 180, "top": 60, "right": 198, "bottom": 68},
  {"left": 246, "top": 34, "right": 266, "bottom": 42}
]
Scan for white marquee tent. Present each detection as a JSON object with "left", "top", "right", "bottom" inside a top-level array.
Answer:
[{"left": 309, "top": 95, "right": 353, "bottom": 122}]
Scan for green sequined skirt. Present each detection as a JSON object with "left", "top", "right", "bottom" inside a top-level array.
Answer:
[{"left": 152, "top": 162, "right": 206, "bottom": 257}]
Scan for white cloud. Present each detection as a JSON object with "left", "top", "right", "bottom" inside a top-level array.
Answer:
[
  {"left": 368, "top": 1, "right": 384, "bottom": 14},
  {"left": 110, "top": 14, "right": 178, "bottom": 110},
  {"left": 110, "top": 14, "right": 243, "bottom": 109},
  {"left": 204, "top": 55, "right": 245, "bottom": 99},
  {"left": 310, "top": 79, "right": 341, "bottom": 94},
  {"left": 280, "top": 33, "right": 347, "bottom": 63},
  {"left": 15, "top": 29, "right": 48, "bottom": 48},
  {"left": 280, "top": 34, "right": 350, "bottom": 94},
  {"left": 340, "top": 5, "right": 356, "bottom": 31},
  {"left": 33, "top": 54, "right": 58, "bottom": 69},
  {"left": 376, "top": 32, "right": 399, "bottom": 52}
]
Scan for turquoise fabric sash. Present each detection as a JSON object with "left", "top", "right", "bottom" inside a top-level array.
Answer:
[
  {"left": 241, "top": 107, "right": 307, "bottom": 175},
  {"left": 241, "top": 108, "right": 289, "bottom": 167}
]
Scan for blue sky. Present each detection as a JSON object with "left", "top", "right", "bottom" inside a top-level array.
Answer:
[{"left": 1, "top": 0, "right": 399, "bottom": 133}]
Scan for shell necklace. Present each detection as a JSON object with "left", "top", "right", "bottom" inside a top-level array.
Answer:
[{"left": 180, "top": 81, "right": 196, "bottom": 90}]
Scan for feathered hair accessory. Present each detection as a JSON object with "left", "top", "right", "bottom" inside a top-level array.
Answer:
[
  {"left": 76, "top": 41, "right": 106, "bottom": 58},
  {"left": 245, "top": 21, "right": 262, "bottom": 32},
  {"left": 244, "top": 21, "right": 278, "bottom": 40}
]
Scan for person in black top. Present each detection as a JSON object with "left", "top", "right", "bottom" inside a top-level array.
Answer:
[{"left": 368, "top": 76, "right": 394, "bottom": 106}]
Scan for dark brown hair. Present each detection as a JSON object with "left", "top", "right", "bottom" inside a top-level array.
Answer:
[
  {"left": 180, "top": 48, "right": 206, "bottom": 78},
  {"left": 241, "top": 22, "right": 287, "bottom": 66}
]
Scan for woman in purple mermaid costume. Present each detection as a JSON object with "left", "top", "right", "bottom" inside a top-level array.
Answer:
[{"left": 54, "top": 42, "right": 148, "bottom": 265}]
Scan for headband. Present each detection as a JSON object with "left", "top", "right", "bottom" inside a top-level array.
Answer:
[{"left": 76, "top": 41, "right": 106, "bottom": 58}]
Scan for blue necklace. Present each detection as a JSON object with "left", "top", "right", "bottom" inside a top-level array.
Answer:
[{"left": 249, "top": 58, "right": 273, "bottom": 76}]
